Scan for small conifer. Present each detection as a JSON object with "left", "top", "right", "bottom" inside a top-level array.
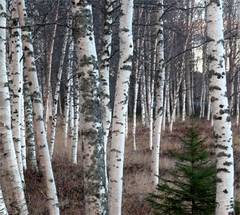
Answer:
[{"left": 147, "top": 128, "right": 216, "bottom": 215}]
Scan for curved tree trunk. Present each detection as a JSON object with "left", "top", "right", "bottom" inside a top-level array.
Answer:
[
  {"left": 206, "top": 0, "right": 235, "bottom": 214},
  {"left": 17, "top": 0, "right": 59, "bottom": 213}
]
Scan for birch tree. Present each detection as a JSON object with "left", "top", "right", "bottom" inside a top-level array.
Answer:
[
  {"left": 70, "top": 69, "right": 79, "bottom": 164},
  {"left": 49, "top": 28, "right": 69, "bottom": 158},
  {"left": 9, "top": 0, "right": 25, "bottom": 182},
  {"left": 63, "top": 41, "right": 73, "bottom": 148},
  {"left": 108, "top": 0, "right": 134, "bottom": 213},
  {"left": 72, "top": 0, "right": 107, "bottom": 214},
  {"left": 24, "top": 74, "right": 38, "bottom": 171},
  {"left": 99, "top": 0, "right": 114, "bottom": 186},
  {"left": 17, "top": 0, "right": 59, "bottom": 213},
  {"left": 0, "top": 0, "right": 28, "bottom": 213},
  {"left": 151, "top": 0, "right": 165, "bottom": 188},
  {"left": 206, "top": 0, "right": 235, "bottom": 213},
  {"left": 0, "top": 188, "right": 7, "bottom": 215},
  {"left": 44, "top": 0, "right": 59, "bottom": 127}
]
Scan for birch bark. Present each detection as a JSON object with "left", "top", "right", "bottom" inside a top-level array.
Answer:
[
  {"left": 72, "top": 1, "right": 108, "bottom": 213},
  {"left": 49, "top": 29, "right": 69, "bottom": 158},
  {"left": 206, "top": 0, "right": 235, "bottom": 213},
  {"left": 17, "top": 0, "right": 59, "bottom": 213},
  {"left": 0, "top": 0, "right": 28, "bottom": 213},
  {"left": 151, "top": 0, "right": 165, "bottom": 187},
  {"left": 108, "top": 0, "right": 134, "bottom": 213},
  {"left": 9, "top": 0, "right": 24, "bottom": 182}
]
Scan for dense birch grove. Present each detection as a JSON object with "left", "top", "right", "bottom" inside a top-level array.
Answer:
[{"left": 0, "top": 0, "right": 240, "bottom": 214}]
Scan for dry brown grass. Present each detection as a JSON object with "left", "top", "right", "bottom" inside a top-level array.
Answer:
[{"left": 25, "top": 119, "right": 240, "bottom": 214}]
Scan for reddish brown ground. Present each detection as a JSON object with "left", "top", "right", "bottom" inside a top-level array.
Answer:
[{"left": 25, "top": 119, "right": 240, "bottom": 214}]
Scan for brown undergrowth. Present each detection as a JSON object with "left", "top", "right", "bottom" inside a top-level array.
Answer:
[{"left": 24, "top": 119, "right": 240, "bottom": 214}]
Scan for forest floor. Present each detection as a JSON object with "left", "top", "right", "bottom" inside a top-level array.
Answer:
[{"left": 25, "top": 119, "right": 240, "bottom": 214}]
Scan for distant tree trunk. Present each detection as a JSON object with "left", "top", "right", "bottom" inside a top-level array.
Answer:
[
  {"left": 182, "top": 77, "right": 186, "bottom": 121},
  {"left": 0, "top": 0, "right": 28, "bottom": 213},
  {"left": 9, "top": 0, "right": 25, "bottom": 182},
  {"left": 63, "top": 41, "right": 73, "bottom": 147},
  {"left": 141, "top": 70, "right": 147, "bottom": 126},
  {"left": 132, "top": 30, "right": 143, "bottom": 150},
  {"left": 169, "top": 71, "right": 184, "bottom": 132},
  {"left": 70, "top": 70, "right": 79, "bottom": 164},
  {"left": 44, "top": 0, "right": 59, "bottom": 128},
  {"left": 49, "top": 28, "right": 69, "bottom": 158},
  {"left": 206, "top": 0, "right": 235, "bottom": 214},
  {"left": 108, "top": 0, "right": 134, "bottom": 213},
  {"left": 169, "top": 35, "right": 190, "bottom": 132},
  {"left": 69, "top": 86, "right": 74, "bottom": 141},
  {"left": 132, "top": 54, "right": 140, "bottom": 150},
  {"left": 72, "top": 1, "right": 107, "bottom": 214},
  {"left": 149, "top": 42, "right": 156, "bottom": 150},
  {"left": 207, "top": 92, "right": 211, "bottom": 121},
  {"left": 151, "top": 0, "right": 165, "bottom": 187},
  {"left": 17, "top": 0, "right": 59, "bottom": 213},
  {"left": 165, "top": 69, "right": 170, "bottom": 125}
]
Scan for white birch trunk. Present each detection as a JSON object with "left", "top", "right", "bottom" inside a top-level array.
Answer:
[
  {"left": 0, "top": 188, "right": 7, "bottom": 215},
  {"left": 24, "top": 75, "right": 38, "bottom": 171},
  {"left": 99, "top": 0, "right": 114, "bottom": 183},
  {"left": 207, "top": 92, "right": 211, "bottom": 121},
  {"left": 169, "top": 74, "right": 183, "bottom": 132},
  {"left": 151, "top": 0, "right": 165, "bottom": 187},
  {"left": 236, "top": 71, "right": 240, "bottom": 126},
  {"left": 70, "top": 71, "right": 79, "bottom": 164},
  {"left": 72, "top": 1, "right": 108, "bottom": 214},
  {"left": 44, "top": 0, "right": 59, "bottom": 127},
  {"left": 49, "top": 29, "right": 69, "bottom": 158},
  {"left": 0, "top": 0, "right": 28, "bottom": 213},
  {"left": 162, "top": 91, "right": 167, "bottom": 131},
  {"left": 206, "top": 0, "right": 234, "bottom": 213},
  {"left": 149, "top": 45, "right": 156, "bottom": 151},
  {"left": 108, "top": 0, "right": 134, "bottom": 213},
  {"left": 19, "top": 31, "right": 26, "bottom": 171},
  {"left": 9, "top": 0, "right": 24, "bottom": 182},
  {"left": 69, "top": 86, "right": 74, "bottom": 140},
  {"left": 63, "top": 42, "right": 73, "bottom": 147},
  {"left": 132, "top": 64, "right": 141, "bottom": 151},
  {"left": 182, "top": 77, "right": 186, "bottom": 121},
  {"left": 17, "top": 0, "right": 59, "bottom": 213},
  {"left": 132, "top": 65, "right": 139, "bottom": 151},
  {"left": 165, "top": 71, "right": 170, "bottom": 125},
  {"left": 141, "top": 70, "right": 147, "bottom": 126}
]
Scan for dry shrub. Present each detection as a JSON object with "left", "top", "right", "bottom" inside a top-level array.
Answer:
[
  {"left": 25, "top": 156, "right": 84, "bottom": 214},
  {"left": 25, "top": 119, "right": 240, "bottom": 213}
]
